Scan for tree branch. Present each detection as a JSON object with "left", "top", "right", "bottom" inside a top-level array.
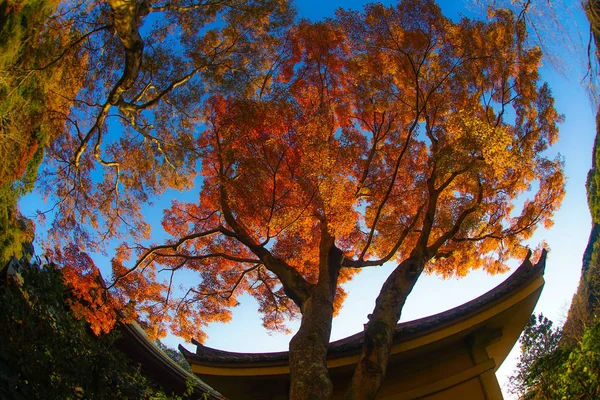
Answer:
[
  {"left": 427, "top": 178, "right": 484, "bottom": 255},
  {"left": 343, "top": 206, "right": 423, "bottom": 269},
  {"left": 219, "top": 186, "right": 312, "bottom": 308},
  {"left": 108, "top": 227, "right": 231, "bottom": 288},
  {"left": 154, "top": 251, "right": 261, "bottom": 265}
]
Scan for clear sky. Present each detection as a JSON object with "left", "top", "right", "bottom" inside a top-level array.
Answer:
[{"left": 18, "top": 1, "right": 595, "bottom": 398}]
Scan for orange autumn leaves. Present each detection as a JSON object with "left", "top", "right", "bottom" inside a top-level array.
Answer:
[
  {"left": 51, "top": 245, "right": 119, "bottom": 336},
  {"left": 52, "top": 1, "right": 564, "bottom": 341}
]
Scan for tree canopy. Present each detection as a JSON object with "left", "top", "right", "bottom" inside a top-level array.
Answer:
[
  {"left": 0, "top": 0, "right": 84, "bottom": 264},
  {"left": 20, "top": 0, "right": 565, "bottom": 398},
  {"left": 510, "top": 313, "right": 600, "bottom": 399}
]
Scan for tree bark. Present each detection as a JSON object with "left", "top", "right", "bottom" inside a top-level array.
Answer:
[
  {"left": 345, "top": 256, "right": 425, "bottom": 400},
  {"left": 107, "top": 0, "right": 148, "bottom": 104},
  {"left": 288, "top": 288, "right": 336, "bottom": 400},
  {"left": 289, "top": 238, "right": 343, "bottom": 400}
]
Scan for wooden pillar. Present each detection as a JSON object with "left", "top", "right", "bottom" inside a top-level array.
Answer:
[{"left": 468, "top": 329, "right": 504, "bottom": 400}]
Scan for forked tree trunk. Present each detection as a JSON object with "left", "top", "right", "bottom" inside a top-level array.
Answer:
[
  {"left": 345, "top": 256, "right": 425, "bottom": 400},
  {"left": 289, "top": 245, "right": 343, "bottom": 400}
]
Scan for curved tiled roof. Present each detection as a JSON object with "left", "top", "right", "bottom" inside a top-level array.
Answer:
[
  {"left": 119, "top": 321, "right": 225, "bottom": 399},
  {"left": 180, "top": 250, "right": 546, "bottom": 366}
]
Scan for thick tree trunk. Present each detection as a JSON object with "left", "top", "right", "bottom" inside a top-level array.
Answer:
[
  {"left": 288, "top": 291, "right": 336, "bottom": 399},
  {"left": 345, "top": 256, "right": 425, "bottom": 400},
  {"left": 289, "top": 243, "right": 343, "bottom": 400}
]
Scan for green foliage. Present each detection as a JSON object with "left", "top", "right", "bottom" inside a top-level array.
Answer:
[
  {"left": 553, "top": 321, "right": 600, "bottom": 399},
  {"left": 510, "top": 313, "right": 600, "bottom": 399},
  {"left": 586, "top": 113, "right": 600, "bottom": 224},
  {"left": 0, "top": 185, "right": 34, "bottom": 266},
  {"left": 563, "top": 114, "right": 600, "bottom": 344},
  {"left": 563, "top": 226, "right": 600, "bottom": 344},
  {"left": 0, "top": 259, "right": 183, "bottom": 399},
  {"left": 509, "top": 314, "right": 567, "bottom": 399},
  {"left": 0, "top": 0, "right": 56, "bottom": 184},
  {"left": 0, "top": 0, "right": 58, "bottom": 266}
]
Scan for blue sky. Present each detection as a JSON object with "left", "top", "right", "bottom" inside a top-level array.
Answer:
[{"left": 19, "top": 1, "right": 595, "bottom": 398}]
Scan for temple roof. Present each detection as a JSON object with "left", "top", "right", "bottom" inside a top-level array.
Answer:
[
  {"left": 118, "top": 320, "right": 225, "bottom": 399},
  {"left": 180, "top": 250, "right": 546, "bottom": 367}
]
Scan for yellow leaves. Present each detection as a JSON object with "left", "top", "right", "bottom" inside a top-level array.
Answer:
[{"left": 450, "top": 109, "right": 516, "bottom": 174}]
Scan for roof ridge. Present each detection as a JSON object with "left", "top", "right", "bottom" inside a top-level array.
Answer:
[{"left": 181, "top": 250, "right": 546, "bottom": 363}]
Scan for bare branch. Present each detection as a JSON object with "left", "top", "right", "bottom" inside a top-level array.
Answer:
[{"left": 154, "top": 251, "right": 261, "bottom": 265}]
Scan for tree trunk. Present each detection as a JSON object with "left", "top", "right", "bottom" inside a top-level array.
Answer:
[
  {"left": 288, "top": 291, "right": 336, "bottom": 399},
  {"left": 345, "top": 256, "right": 425, "bottom": 400},
  {"left": 289, "top": 244, "right": 343, "bottom": 400}
]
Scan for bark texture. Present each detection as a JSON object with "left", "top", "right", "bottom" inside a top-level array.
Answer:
[
  {"left": 107, "top": 0, "right": 148, "bottom": 104},
  {"left": 289, "top": 234, "right": 343, "bottom": 400},
  {"left": 345, "top": 256, "right": 425, "bottom": 400},
  {"left": 288, "top": 291, "right": 336, "bottom": 399}
]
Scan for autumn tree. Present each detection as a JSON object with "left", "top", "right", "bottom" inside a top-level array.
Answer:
[
  {"left": 38, "top": 1, "right": 564, "bottom": 399},
  {"left": 28, "top": 0, "right": 294, "bottom": 345},
  {"left": 472, "top": 0, "right": 582, "bottom": 79}
]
